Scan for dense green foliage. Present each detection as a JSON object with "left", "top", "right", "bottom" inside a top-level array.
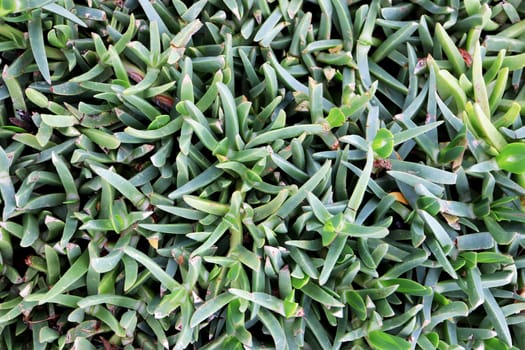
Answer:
[{"left": 0, "top": 0, "right": 525, "bottom": 349}]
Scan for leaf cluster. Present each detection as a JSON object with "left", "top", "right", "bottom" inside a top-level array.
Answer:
[{"left": 0, "top": 0, "right": 525, "bottom": 349}]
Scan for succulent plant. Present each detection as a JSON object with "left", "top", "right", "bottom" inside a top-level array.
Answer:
[{"left": 1, "top": 1, "right": 525, "bottom": 349}]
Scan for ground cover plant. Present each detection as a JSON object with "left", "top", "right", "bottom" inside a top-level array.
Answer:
[{"left": 0, "top": 0, "right": 525, "bottom": 349}]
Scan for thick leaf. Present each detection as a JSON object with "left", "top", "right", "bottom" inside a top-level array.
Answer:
[
  {"left": 90, "top": 165, "right": 149, "bottom": 210},
  {"left": 0, "top": 146, "right": 16, "bottom": 220},
  {"left": 496, "top": 143, "right": 525, "bottom": 174},
  {"left": 190, "top": 293, "right": 236, "bottom": 328},
  {"left": 368, "top": 330, "right": 411, "bottom": 350},
  {"left": 28, "top": 10, "right": 50, "bottom": 84},
  {"left": 25, "top": 251, "right": 89, "bottom": 305},
  {"left": 372, "top": 128, "right": 394, "bottom": 158}
]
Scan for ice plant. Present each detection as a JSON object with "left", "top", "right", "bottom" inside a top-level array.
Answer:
[{"left": 0, "top": 1, "right": 524, "bottom": 349}]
